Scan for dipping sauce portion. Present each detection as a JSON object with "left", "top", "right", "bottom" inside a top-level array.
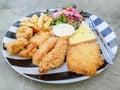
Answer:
[{"left": 52, "top": 23, "right": 75, "bottom": 37}]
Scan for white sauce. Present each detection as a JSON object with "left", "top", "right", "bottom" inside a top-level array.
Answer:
[{"left": 52, "top": 23, "right": 75, "bottom": 37}]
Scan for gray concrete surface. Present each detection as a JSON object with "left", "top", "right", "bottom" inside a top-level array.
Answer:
[{"left": 0, "top": 0, "right": 120, "bottom": 90}]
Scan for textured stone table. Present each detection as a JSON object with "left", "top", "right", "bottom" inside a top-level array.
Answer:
[{"left": 0, "top": 0, "right": 120, "bottom": 90}]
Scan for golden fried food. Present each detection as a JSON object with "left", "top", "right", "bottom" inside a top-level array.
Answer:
[
  {"left": 37, "top": 13, "right": 53, "bottom": 31},
  {"left": 16, "top": 26, "right": 33, "bottom": 40},
  {"left": 22, "top": 14, "right": 39, "bottom": 24},
  {"left": 20, "top": 22, "right": 40, "bottom": 32},
  {"left": 66, "top": 43, "right": 104, "bottom": 76},
  {"left": 30, "top": 14, "right": 39, "bottom": 24},
  {"left": 37, "top": 13, "right": 46, "bottom": 29},
  {"left": 18, "top": 43, "right": 37, "bottom": 58},
  {"left": 39, "top": 36, "right": 69, "bottom": 73},
  {"left": 20, "top": 13, "right": 53, "bottom": 32},
  {"left": 29, "top": 32, "right": 51, "bottom": 47},
  {"left": 4, "top": 38, "right": 28, "bottom": 56},
  {"left": 32, "top": 37, "right": 58, "bottom": 66},
  {"left": 43, "top": 17, "right": 53, "bottom": 29},
  {"left": 20, "top": 14, "right": 40, "bottom": 33}
]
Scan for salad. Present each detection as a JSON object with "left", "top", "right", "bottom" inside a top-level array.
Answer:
[{"left": 51, "top": 7, "right": 83, "bottom": 29}]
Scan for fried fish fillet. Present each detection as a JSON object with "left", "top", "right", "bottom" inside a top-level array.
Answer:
[
  {"left": 18, "top": 43, "right": 37, "bottom": 58},
  {"left": 29, "top": 32, "right": 51, "bottom": 47},
  {"left": 39, "top": 36, "right": 69, "bottom": 73},
  {"left": 4, "top": 38, "right": 28, "bottom": 55},
  {"left": 32, "top": 37, "right": 58, "bottom": 66},
  {"left": 67, "top": 43, "right": 104, "bottom": 76}
]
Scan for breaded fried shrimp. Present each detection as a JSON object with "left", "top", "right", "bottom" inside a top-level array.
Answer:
[
  {"left": 32, "top": 37, "right": 58, "bottom": 66},
  {"left": 16, "top": 26, "right": 33, "bottom": 40},
  {"left": 29, "top": 32, "right": 51, "bottom": 47},
  {"left": 4, "top": 38, "right": 28, "bottom": 55},
  {"left": 18, "top": 43, "right": 37, "bottom": 58},
  {"left": 39, "top": 36, "right": 69, "bottom": 73}
]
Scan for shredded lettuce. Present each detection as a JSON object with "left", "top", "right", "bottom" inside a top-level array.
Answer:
[{"left": 51, "top": 14, "right": 67, "bottom": 25}]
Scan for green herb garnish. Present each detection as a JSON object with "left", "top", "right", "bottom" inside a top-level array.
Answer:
[{"left": 51, "top": 14, "right": 67, "bottom": 25}]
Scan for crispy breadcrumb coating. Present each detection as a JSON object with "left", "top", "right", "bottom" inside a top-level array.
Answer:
[
  {"left": 32, "top": 37, "right": 58, "bottom": 66},
  {"left": 4, "top": 38, "right": 28, "bottom": 55},
  {"left": 67, "top": 43, "right": 104, "bottom": 76},
  {"left": 18, "top": 43, "right": 37, "bottom": 58},
  {"left": 29, "top": 32, "right": 51, "bottom": 47},
  {"left": 39, "top": 36, "right": 69, "bottom": 73},
  {"left": 16, "top": 26, "right": 33, "bottom": 40}
]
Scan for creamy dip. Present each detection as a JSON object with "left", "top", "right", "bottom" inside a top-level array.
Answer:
[{"left": 52, "top": 23, "right": 75, "bottom": 37}]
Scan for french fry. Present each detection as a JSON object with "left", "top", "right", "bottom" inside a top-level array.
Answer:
[
  {"left": 27, "top": 18, "right": 33, "bottom": 23},
  {"left": 31, "top": 14, "right": 39, "bottom": 24},
  {"left": 20, "top": 22, "right": 40, "bottom": 32},
  {"left": 43, "top": 17, "right": 53, "bottom": 29},
  {"left": 20, "top": 13, "right": 53, "bottom": 32},
  {"left": 23, "top": 18, "right": 30, "bottom": 23},
  {"left": 20, "top": 22, "right": 35, "bottom": 27},
  {"left": 38, "top": 13, "right": 45, "bottom": 28},
  {"left": 44, "top": 14, "right": 49, "bottom": 22}
]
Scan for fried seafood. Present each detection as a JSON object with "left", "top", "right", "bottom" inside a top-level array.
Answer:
[
  {"left": 32, "top": 37, "right": 58, "bottom": 66},
  {"left": 67, "top": 43, "right": 104, "bottom": 76},
  {"left": 4, "top": 38, "right": 28, "bottom": 56},
  {"left": 29, "top": 32, "right": 51, "bottom": 47},
  {"left": 20, "top": 14, "right": 40, "bottom": 33},
  {"left": 39, "top": 36, "right": 69, "bottom": 73},
  {"left": 16, "top": 26, "right": 33, "bottom": 40},
  {"left": 18, "top": 43, "right": 37, "bottom": 58}
]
